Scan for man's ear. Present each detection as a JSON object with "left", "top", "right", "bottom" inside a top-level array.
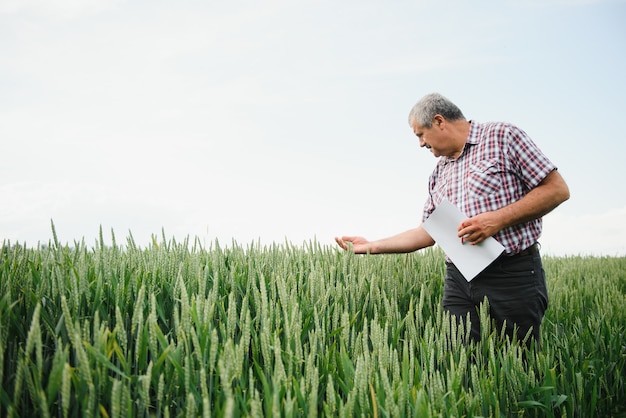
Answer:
[{"left": 433, "top": 114, "right": 445, "bottom": 129}]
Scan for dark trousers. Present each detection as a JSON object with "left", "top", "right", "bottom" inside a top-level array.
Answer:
[{"left": 442, "top": 250, "right": 548, "bottom": 349}]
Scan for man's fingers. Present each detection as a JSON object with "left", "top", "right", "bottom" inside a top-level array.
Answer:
[
  {"left": 334, "top": 236, "right": 350, "bottom": 250},
  {"left": 458, "top": 221, "right": 471, "bottom": 240}
]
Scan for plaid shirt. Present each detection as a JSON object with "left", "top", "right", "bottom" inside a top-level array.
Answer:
[{"left": 422, "top": 121, "right": 556, "bottom": 255}]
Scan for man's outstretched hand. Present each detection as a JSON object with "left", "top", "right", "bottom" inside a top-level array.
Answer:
[{"left": 334, "top": 236, "right": 372, "bottom": 254}]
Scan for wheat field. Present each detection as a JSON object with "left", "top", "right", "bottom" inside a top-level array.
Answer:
[{"left": 1, "top": 227, "right": 625, "bottom": 417}]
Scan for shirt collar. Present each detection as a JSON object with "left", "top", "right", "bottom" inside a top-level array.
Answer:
[{"left": 466, "top": 120, "right": 481, "bottom": 145}]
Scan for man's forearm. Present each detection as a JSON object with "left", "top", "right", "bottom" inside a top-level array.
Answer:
[
  {"left": 496, "top": 170, "right": 570, "bottom": 229},
  {"left": 370, "top": 226, "right": 435, "bottom": 254}
]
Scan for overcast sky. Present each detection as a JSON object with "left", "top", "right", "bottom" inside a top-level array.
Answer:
[{"left": 1, "top": 0, "right": 625, "bottom": 256}]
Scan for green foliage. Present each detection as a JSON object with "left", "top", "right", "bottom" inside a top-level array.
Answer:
[{"left": 1, "top": 232, "right": 625, "bottom": 417}]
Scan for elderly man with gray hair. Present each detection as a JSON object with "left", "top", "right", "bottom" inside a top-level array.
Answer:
[{"left": 335, "top": 93, "right": 570, "bottom": 349}]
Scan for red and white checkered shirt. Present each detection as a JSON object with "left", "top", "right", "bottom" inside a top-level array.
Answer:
[{"left": 422, "top": 121, "right": 557, "bottom": 255}]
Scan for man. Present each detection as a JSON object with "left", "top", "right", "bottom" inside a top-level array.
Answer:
[{"left": 335, "top": 93, "right": 570, "bottom": 348}]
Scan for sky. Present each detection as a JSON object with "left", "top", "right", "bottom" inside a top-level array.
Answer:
[{"left": 1, "top": 0, "right": 625, "bottom": 257}]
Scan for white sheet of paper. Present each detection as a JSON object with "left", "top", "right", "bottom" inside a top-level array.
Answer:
[{"left": 422, "top": 199, "right": 504, "bottom": 281}]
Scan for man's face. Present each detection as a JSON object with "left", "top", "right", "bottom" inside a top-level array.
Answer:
[{"left": 411, "top": 117, "right": 447, "bottom": 157}]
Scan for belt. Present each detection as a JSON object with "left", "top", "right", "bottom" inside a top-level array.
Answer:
[{"left": 509, "top": 243, "right": 539, "bottom": 257}]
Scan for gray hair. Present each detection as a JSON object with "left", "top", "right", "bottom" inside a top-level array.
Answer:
[{"left": 407, "top": 93, "right": 466, "bottom": 128}]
